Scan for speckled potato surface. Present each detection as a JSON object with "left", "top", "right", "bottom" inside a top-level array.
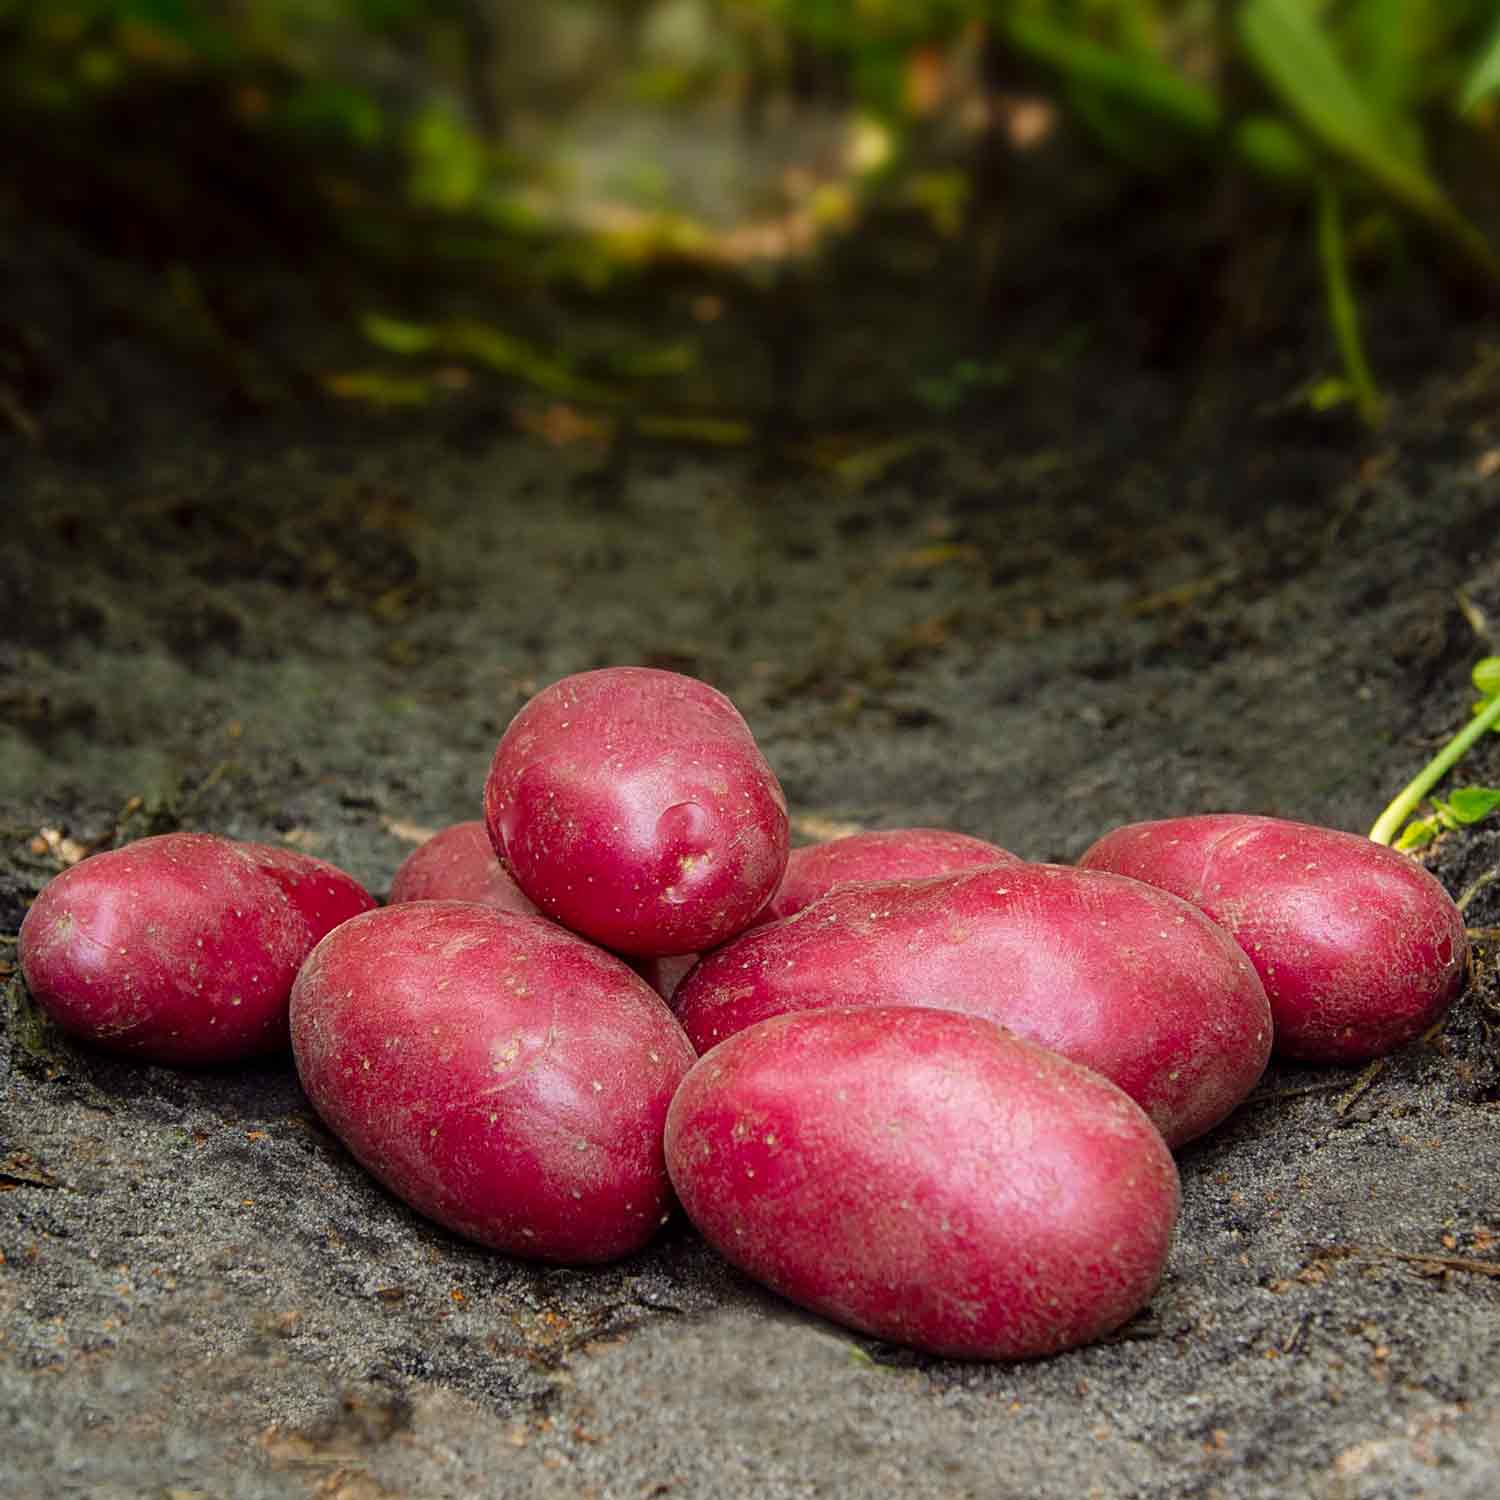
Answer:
[
  {"left": 17, "top": 832, "right": 375, "bottom": 1065},
  {"left": 1077, "top": 813, "right": 1469, "bottom": 1063},
  {"left": 483, "top": 667, "right": 789, "bottom": 957},
  {"left": 674, "top": 863, "right": 1271, "bottom": 1149},
  {"left": 666, "top": 1006, "right": 1180, "bottom": 1360},
  {"left": 289, "top": 901, "right": 697, "bottom": 1264},
  {"left": 386, "top": 820, "right": 541, "bottom": 916},
  {"left": 755, "top": 827, "right": 1020, "bottom": 926}
]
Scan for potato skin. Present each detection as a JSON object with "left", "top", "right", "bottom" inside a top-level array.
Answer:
[
  {"left": 387, "top": 820, "right": 541, "bottom": 916},
  {"left": 240, "top": 842, "right": 379, "bottom": 936},
  {"left": 674, "top": 863, "right": 1271, "bottom": 1148},
  {"left": 289, "top": 901, "right": 697, "bottom": 1264},
  {"left": 755, "top": 828, "right": 1019, "bottom": 926},
  {"left": 1077, "top": 814, "right": 1469, "bottom": 1063},
  {"left": 483, "top": 668, "right": 789, "bottom": 957},
  {"left": 17, "top": 833, "right": 373, "bottom": 1065},
  {"left": 666, "top": 1006, "right": 1180, "bottom": 1360}
]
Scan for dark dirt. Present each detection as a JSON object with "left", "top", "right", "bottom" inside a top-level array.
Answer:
[{"left": 3, "top": 198, "right": 1500, "bottom": 1500}]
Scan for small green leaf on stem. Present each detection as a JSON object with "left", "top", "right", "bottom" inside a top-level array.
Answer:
[
  {"left": 1439, "top": 787, "right": 1500, "bottom": 824},
  {"left": 1370, "top": 663, "right": 1500, "bottom": 845}
]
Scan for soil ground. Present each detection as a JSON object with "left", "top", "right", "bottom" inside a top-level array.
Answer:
[{"left": 3, "top": 189, "right": 1500, "bottom": 1499}]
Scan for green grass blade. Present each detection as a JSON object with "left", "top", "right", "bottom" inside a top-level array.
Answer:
[
  {"left": 1002, "top": 12, "right": 1222, "bottom": 138},
  {"left": 1238, "top": 0, "right": 1500, "bottom": 278},
  {"left": 1315, "top": 178, "right": 1383, "bottom": 427},
  {"left": 1461, "top": 13, "right": 1500, "bottom": 112},
  {"left": 1349, "top": 0, "right": 1420, "bottom": 123}
]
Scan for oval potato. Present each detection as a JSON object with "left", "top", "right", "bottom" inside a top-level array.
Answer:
[
  {"left": 17, "top": 832, "right": 374, "bottom": 1065},
  {"left": 666, "top": 1006, "right": 1180, "bottom": 1360},
  {"left": 290, "top": 901, "right": 697, "bottom": 1263},
  {"left": 483, "top": 667, "right": 789, "bottom": 957},
  {"left": 1077, "top": 813, "right": 1469, "bottom": 1063}
]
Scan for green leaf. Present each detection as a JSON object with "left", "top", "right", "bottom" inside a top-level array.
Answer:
[
  {"left": 1473, "top": 656, "right": 1500, "bottom": 697},
  {"left": 1239, "top": 0, "right": 1424, "bottom": 182},
  {"left": 1002, "top": 13, "right": 1221, "bottom": 138},
  {"left": 1235, "top": 114, "right": 1315, "bottom": 182},
  {"left": 1394, "top": 816, "right": 1438, "bottom": 851},
  {"left": 361, "top": 313, "right": 437, "bottom": 356},
  {"left": 1348, "top": 0, "right": 1421, "bottom": 123},
  {"left": 1238, "top": 0, "right": 1500, "bottom": 279},
  {"left": 444, "top": 322, "right": 618, "bottom": 404},
  {"left": 1438, "top": 786, "right": 1500, "bottom": 823},
  {"left": 1460, "top": 13, "right": 1500, "bottom": 112}
]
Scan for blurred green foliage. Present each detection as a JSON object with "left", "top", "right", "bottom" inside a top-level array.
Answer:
[{"left": 3, "top": 1, "right": 1500, "bottom": 413}]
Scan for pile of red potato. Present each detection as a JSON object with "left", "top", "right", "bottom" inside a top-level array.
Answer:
[{"left": 16, "top": 668, "right": 1470, "bottom": 1361}]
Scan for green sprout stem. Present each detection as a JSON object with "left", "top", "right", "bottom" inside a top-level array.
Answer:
[
  {"left": 1369, "top": 691, "right": 1500, "bottom": 845},
  {"left": 1316, "top": 180, "right": 1383, "bottom": 427}
]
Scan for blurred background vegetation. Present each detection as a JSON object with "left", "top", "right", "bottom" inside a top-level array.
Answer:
[{"left": 3, "top": 1, "right": 1500, "bottom": 435}]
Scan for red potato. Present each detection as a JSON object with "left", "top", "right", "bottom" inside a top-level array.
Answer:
[
  {"left": 17, "top": 833, "right": 376, "bottom": 1065},
  {"left": 241, "top": 841, "right": 381, "bottom": 936},
  {"left": 1077, "top": 814, "right": 1469, "bottom": 1063},
  {"left": 484, "top": 668, "right": 789, "bottom": 956},
  {"left": 387, "top": 820, "right": 541, "bottom": 916},
  {"left": 754, "top": 827, "right": 1020, "bottom": 926},
  {"left": 673, "top": 863, "right": 1272, "bottom": 1149},
  {"left": 289, "top": 901, "right": 697, "bottom": 1264},
  {"left": 666, "top": 1006, "right": 1180, "bottom": 1360}
]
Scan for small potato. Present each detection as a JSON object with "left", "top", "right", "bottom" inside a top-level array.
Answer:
[
  {"left": 387, "top": 820, "right": 540, "bottom": 916},
  {"left": 1078, "top": 813, "right": 1469, "bottom": 1063},
  {"left": 755, "top": 827, "right": 1019, "bottom": 925},
  {"left": 666, "top": 1006, "right": 1180, "bottom": 1360},
  {"left": 673, "top": 863, "right": 1271, "bottom": 1149},
  {"left": 483, "top": 667, "right": 789, "bottom": 957},
  {"left": 290, "top": 901, "right": 697, "bottom": 1264},
  {"left": 17, "top": 833, "right": 375, "bottom": 1065}
]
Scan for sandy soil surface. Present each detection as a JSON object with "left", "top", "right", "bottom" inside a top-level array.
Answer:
[{"left": 3, "top": 213, "right": 1500, "bottom": 1499}]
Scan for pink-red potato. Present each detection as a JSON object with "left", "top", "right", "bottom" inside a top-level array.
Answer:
[
  {"left": 1077, "top": 814, "right": 1469, "bottom": 1063},
  {"left": 754, "top": 827, "right": 1020, "bottom": 926},
  {"left": 289, "top": 901, "right": 697, "bottom": 1264},
  {"left": 666, "top": 1006, "right": 1180, "bottom": 1360},
  {"left": 484, "top": 667, "right": 789, "bottom": 957},
  {"left": 239, "top": 841, "right": 380, "bottom": 936},
  {"left": 387, "top": 820, "right": 540, "bottom": 916},
  {"left": 17, "top": 833, "right": 375, "bottom": 1065},
  {"left": 674, "top": 863, "right": 1272, "bottom": 1149}
]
